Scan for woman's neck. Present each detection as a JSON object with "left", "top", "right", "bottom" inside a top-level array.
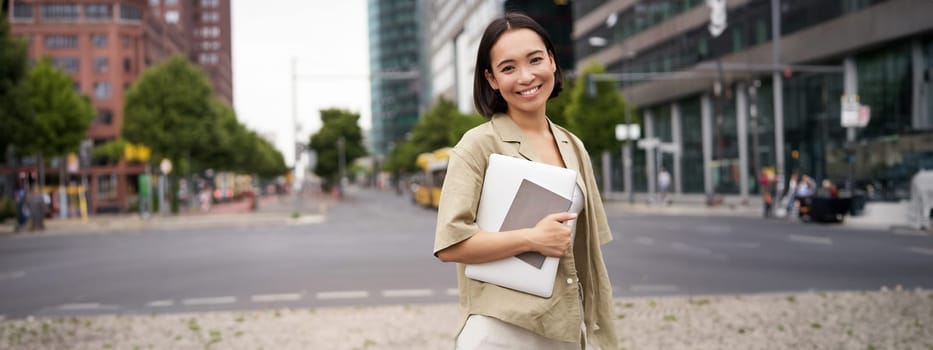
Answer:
[{"left": 507, "top": 109, "right": 549, "bottom": 135}]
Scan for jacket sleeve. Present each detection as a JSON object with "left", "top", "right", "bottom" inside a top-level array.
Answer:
[
  {"left": 433, "top": 147, "right": 486, "bottom": 255},
  {"left": 579, "top": 143, "right": 613, "bottom": 245}
]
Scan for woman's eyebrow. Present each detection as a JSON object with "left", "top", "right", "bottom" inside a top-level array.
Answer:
[{"left": 495, "top": 49, "right": 545, "bottom": 68}]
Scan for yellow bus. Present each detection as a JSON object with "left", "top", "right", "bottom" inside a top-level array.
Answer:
[{"left": 413, "top": 147, "right": 449, "bottom": 209}]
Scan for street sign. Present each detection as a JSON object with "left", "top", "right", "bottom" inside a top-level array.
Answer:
[
  {"left": 637, "top": 137, "right": 660, "bottom": 149},
  {"left": 160, "top": 158, "right": 173, "bottom": 175},
  {"left": 707, "top": 0, "right": 727, "bottom": 37},
  {"left": 841, "top": 95, "right": 869, "bottom": 128},
  {"left": 615, "top": 124, "right": 641, "bottom": 141}
]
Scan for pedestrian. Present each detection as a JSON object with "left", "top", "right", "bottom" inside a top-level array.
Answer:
[
  {"left": 13, "top": 184, "right": 27, "bottom": 232},
  {"left": 760, "top": 168, "right": 775, "bottom": 217},
  {"left": 433, "top": 12, "right": 616, "bottom": 350},
  {"left": 26, "top": 185, "right": 46, "bottom": 231},
  {"left": 658, "top": 167, "right": 672, "bottom": 204}
]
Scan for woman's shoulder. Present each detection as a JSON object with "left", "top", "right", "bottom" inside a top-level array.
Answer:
[{"left": 454, "top": 120, "right": 497, "bottom": 153}]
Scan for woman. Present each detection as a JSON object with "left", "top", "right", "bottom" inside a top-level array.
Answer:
[{"left": 433, "top": 12, "right": 617, "bottom": 350}]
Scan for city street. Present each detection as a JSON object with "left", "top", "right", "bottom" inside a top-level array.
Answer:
[{"left": 1, "top": 187, "right": 932, "bottom": 320}]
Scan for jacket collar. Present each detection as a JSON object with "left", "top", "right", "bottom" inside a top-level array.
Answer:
[{"left": 490, "top": 114, "right": 583, "bottom": 190}]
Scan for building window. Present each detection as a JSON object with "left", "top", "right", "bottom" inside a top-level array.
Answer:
[
  {"left": 120, "top": 4, "right": 143, "bottom": 21},
  {"left": 13, "top": 4, "right": 33, "bottom": 20},
  {"left": 45, "top": 35, "right": 79, "bottom": 49},
  {"left": 199, "top": 0, "right": 218, "bottom": 8},
  {"left": 51, "top": 57, "right": 80, "bottom": 73},
  {"left": 123, "top": 57, "right": 133, "bottom": 73},
  {"left": 165, "top": 10, "right": 179, "bottom": 23},
  {"left": 94, "top": 82, "right": 112, "bottom": 99},
  {"left": 94, "top": 57, "right": 109, "bottom": 73},
  {"left": 94, "top": 109, "right": 114, "bottom": 125},
  {"left": 166, "top": 0, "right": 178, "bottom": 5},
  {"left": 97, "top": 174, "right": 117, "bottom": 200},
  {"left": 85, "top": 4, "right": 112, "bottom": 20},
  {"left": 198, "top": 53, "right": 218, "bottom": 65},
  {"left": 41, "top": 4, "right": 80, "bottom": 21},
  {"left": 121, "top": 35, "right": 131, "bottom": 48},
  {"left": 91, "top": 34, "right": 108, "bottom": 48}
]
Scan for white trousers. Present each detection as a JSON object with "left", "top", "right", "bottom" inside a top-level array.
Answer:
[{"left": 455, "top": 314, "right": 599, "bottom": 350}]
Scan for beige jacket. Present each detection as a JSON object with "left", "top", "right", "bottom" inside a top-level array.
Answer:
[{"left": 434, "top": 114, "right": 617, "bottom": 348}]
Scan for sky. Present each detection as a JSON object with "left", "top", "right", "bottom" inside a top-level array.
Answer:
[{"left": 231, "top": 0, "right": 371, "bottom": 167}]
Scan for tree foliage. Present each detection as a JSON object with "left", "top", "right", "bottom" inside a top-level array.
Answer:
[
  {"left": 564, "top": 62, "right": 634, "bottom": 157},
  {"left": 309, "top": 108, "right": 367, "bottom": 187},
  {"left": 23, "top": 58, "right": 95, "bottom": 157},
  {"left": 123, "top": 55, "right": 286, "bottom": 178},
  {"left": 124, "top": 54, "right": 213, "bottom": 167},
  {"left": 384, "top": 97, "right": 485, "bottom": 173},
  {"left": 0, "top": 15, "right": 30, "bottom": 159}
]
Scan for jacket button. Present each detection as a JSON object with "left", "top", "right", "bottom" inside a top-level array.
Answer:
[{"left": 566, "top": 278, "right": 573, "bottom": 285}]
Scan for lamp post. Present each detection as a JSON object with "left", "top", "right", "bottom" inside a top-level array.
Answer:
[{"left": 616, "top": 123, "right": 640, "bottom": 203}]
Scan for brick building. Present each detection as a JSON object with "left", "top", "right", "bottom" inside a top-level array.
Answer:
[{"left": 4, "top": 0, "right": 232, "bottom": 213}]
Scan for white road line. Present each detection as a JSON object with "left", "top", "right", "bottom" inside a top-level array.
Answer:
[
  {"left": 907, "top": 246, "right": 933, "bottom": 256},
  {"left": 251, "top": 293, "right": 302, "bottom": 303},
  {"left": 446, "top": 288, "right": 459, "bottom": 296},
  {"left": 316, "top": 291, "right": 369, "bottom": 300},
  {"left": 634, "top": 237, "right": 655, "bottom": 246},
  {"left": 58, "top": 303, "right": 102, "bottom": 311},
  {"left": 382, "top": 289, "right": 434, "bottom": 298},
  {"left": 0, "top": 271, "right": 26, "bottom": 281},
  {"left": 181, "top": 296, "right": 236, "bottom": 306},
  {"left": 788, "top": 234, "right": 833, "bottom": 245},
  {"left": 146, "top": 300, "right": 174, "bottom": 307},
  {"left": 630, "top": 285, "right": 680, "bottom": 293},
  {"left": 671, "top": 242, "right": 714, "bottom": 255}
]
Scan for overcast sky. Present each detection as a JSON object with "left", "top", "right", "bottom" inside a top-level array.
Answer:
[{"left": 231, "top": 0, "right": 371, "bottom": 166}]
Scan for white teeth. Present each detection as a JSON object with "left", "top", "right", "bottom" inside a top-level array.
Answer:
[{"left": 518, "top": 86, "right": 539, "bottom": 96}]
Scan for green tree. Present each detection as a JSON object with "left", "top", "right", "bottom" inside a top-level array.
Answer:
[
  {"left": 124, "top": 55, "right": 214, "bottom": 168},
  {"left": 124, "top": 55, "right": 214, "bottom": 212},
  {"left": 565, "top": 62, "right": 633, "bottom": 157},
  {"left": 23, "top": 58, "right": 95, "bottom": 188},
  {"left": 384, "top": 97, "right": 485, "bottom": 173},
  {"left": 0, "top": 15, "right": 31, "bottom": 164},
  {"left": 309, "top": 108, "right": 367, "bottom": 189}
]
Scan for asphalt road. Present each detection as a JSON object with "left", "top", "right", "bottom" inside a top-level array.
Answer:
[{"left": 1, "top": 187, "right": 932, "bottom": 319}]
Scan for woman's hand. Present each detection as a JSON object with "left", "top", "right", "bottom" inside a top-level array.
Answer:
[{"left": 524, "top": 212, "right": 576, "bottom": 257}]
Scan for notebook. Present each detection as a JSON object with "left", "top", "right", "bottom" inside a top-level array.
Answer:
[{"left": 464, "top": 153, "right": 578, "bottom": 298}]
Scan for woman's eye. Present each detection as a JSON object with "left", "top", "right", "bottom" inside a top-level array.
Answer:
[
  {"left": 531, "top": 57, "right": 543, "bottom": 64},
  {"left": 501, "top": 66, "right": 514, "bottom": 73}
]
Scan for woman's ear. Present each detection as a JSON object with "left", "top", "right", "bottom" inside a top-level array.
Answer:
[
  {"left": 484, "top": 69, "right": 499, "bottom": 90},
  {"left": 549, "top": 51, "right": 557, "bottom": 73}
]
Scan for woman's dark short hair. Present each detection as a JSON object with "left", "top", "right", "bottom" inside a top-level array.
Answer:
[{"left": 473, "top": 12, "right": 564, "bottom": 117}]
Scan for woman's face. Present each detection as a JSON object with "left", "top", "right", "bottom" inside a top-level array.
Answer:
[{"left": 484, "top": 28, "right": 556, "bottom": 116}]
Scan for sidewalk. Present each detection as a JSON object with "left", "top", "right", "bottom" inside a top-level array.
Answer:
[
  {"left": 1, "top": 288, "right": 929, "bottom": 349},
  {"left": 605, "top": 191, "right": 928, "bottom": 233},
  {"left": 0, "top": 192, "right": 332, "bottom": 236}
]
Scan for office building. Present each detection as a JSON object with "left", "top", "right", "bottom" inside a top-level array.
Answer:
[{"left": 574, "top": 0, "right": 933, "bottom": 201}]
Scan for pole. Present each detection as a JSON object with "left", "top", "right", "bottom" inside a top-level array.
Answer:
[
  {"left": 338, "top": 136, "right": 346, "bottom": 196},
  {"left": 771, "top": 0, "right": 786, "bottom": 214},
  {"left": 292, "top": 57, "right": 302, "bottom": 212}
]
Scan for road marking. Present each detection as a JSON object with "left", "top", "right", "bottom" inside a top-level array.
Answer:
[
  {"left": 316, "top": 291, "right": 369, "bottom": 300},
  {"left": 251, "top": 293, "right": 302, "bottom": 303},
  {"left": 671, "top": 242, "right": 714, "bottom": 255},
  {"left": 788, "top": 234, "right": 832, "bottom": 245},
  {"left": 58, "top": 303, "right": 102, "bottom": 311},
  {"left": 630, "top": 285, "right": 680, "bottom": 293},
  {"left": 634, "top": 237, "right": 655, "bottom": 246},
  {"left": 907, "top": 246, "right": 933, "bottom": 256},
  {"left": 146, "top": 300, "right": 174, "bottom": 307},
  {"left": 0, "top": 271, "right": 26, "bottom": 281},
  {"left": 181, "top": 296, "right": 236, "bottom": 306},
  {"left": 697, "top": 225, "right": 733, "bottom": 235},
  {"left": 446, "top": 288, "right": 459, "bottom": 296},
  {"left": 382, "top": 289, "right": 434, "bottom": 298}
]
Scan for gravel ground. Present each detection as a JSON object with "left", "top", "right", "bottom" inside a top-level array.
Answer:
[{"left": 2, "top": 289, "right": 930, "bottom": 350}]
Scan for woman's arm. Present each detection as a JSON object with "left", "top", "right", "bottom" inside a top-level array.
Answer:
[{"left": 436, "top": 212, "right": 577, "bottom": 264}]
